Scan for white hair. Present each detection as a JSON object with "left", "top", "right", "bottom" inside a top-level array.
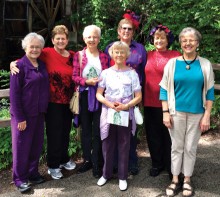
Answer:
[
  {"left": 22, "top": 32, "right": 45, "bottom": 50},
  {"left": 179, "top": 27, "right": 202, "bottom": 43},
  {"left": 82, "top": 25, "right": 101, "bottom": 38},
  {"left": 108, "top": 41, "right": 131, "bottom": 59}
]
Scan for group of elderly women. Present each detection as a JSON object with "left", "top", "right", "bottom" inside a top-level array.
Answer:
[{"left": 9, "top": 10, "right": 214, "bottom": 197}]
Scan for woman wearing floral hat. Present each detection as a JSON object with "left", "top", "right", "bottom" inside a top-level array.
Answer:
[
  {"left": 105, "top": 10, "right": 147, "bottom": 175},
  {"left": 144, "top": 25, "right": 181, "bottom": 178}
]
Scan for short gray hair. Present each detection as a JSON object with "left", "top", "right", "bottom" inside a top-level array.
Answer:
[
  {"left": 82, "top": 25, "right": 101, "bottom": 38},
  {"left": 179, "top": 27, "right": 202, "bottom": 43},
  {"left": 22, "top": 32, "right": 45, "bottom": 50},
  {"left": 108, "top": 41, "right": 131, "bottom": 59}
]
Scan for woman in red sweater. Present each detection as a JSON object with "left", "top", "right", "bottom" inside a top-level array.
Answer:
[
  {"left": 144, "top": 25, "right": 181, "bottom": 178},
  {"left": 10, "top": 25, "right": 76, "bottom": 180}
]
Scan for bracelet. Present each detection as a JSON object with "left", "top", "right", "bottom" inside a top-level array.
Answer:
[{"left": 162, "top": 110, "right": 169, "bottom": 113}]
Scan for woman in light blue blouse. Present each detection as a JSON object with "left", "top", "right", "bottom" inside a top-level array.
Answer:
[{"left": 159, "top": 27, "right": 214, "bottom": 197}]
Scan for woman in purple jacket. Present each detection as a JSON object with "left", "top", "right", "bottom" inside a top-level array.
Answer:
[
  {"left": 105, "top": 10, "right": 147, "bottom": 175},
  {"left": 10, "top": 32, "right": 49, "bottom": 193}
]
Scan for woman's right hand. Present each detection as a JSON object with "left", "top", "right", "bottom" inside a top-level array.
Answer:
[
  {"left": 104, "top": 100, "right": 116, "bottom": 109},
  {"left": 163, "top": 112, "right": 173, "bottom": 129},
  {"left": 10, "top": 61, "right": 19, "bottom": 75}
]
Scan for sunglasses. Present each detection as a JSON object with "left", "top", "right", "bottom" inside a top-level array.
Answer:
[{"left": 121, "top": 27, "right": 133, "bottom": 31}]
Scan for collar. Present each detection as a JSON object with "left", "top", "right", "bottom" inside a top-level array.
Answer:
[{"left": 21, "top": 55, "right": 40, "bottom": 70}]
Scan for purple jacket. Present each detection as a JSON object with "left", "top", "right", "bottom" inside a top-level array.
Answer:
[{"left": 10, "top": 55, "right": 49, "bottom": 122}]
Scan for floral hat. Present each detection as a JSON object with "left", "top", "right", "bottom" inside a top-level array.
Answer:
[
  {"left": 149, "top": 24, "right": 175, "bottom": 48},
  {"left": 123, "top": 10, "right": 140, "bottom": 29}
]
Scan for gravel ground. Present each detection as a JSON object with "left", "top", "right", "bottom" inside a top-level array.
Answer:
[{"left": 0, "top": 133, "right": 220, "bottom": 197}]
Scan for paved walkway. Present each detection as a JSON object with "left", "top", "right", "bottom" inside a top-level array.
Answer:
[{"left": 0, "top": 137, "right": 220, "bottom": 197}]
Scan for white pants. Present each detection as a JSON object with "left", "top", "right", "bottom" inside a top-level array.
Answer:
[{"left": 169, "top": 111, "right": 203, "bottom": 177}]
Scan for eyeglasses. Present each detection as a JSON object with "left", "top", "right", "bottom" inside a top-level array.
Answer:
[
  {"left": 29, "top": 46, "right": 41, "bottom": 50},
  {"left": 181, "top": 40, "right": 198, "bottom": 44},
  {"left": 114, "top": 50, "right": 126, "bottom": 55},
  {"left": 86, "top": 36, "right": 99, "bottom": 40},
  {"left": 121, "top": 27, "right": 133, "bottom": 31}
]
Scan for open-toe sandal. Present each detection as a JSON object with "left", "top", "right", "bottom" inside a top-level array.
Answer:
[
  {"left": 182, "top": 181, "right": 194, "bottom": 197},
  {"left": 166, "top": 181, "right": 181, "bottom": 197}
]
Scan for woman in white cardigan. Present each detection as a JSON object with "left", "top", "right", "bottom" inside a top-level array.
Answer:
[{"left": 159, "top": 27, "right": 214, "bottom": 197}]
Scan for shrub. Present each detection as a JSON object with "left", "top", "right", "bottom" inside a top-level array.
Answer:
[{"left": 0, "top": 127, "right": 12, "bottom": 170}]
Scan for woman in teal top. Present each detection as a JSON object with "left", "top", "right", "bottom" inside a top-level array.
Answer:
[{"left": 159, "top": 27, "right": 214, "bottom": 197}]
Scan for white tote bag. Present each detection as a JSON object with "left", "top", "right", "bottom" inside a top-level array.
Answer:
[{"left": 134, "top": 106, "right": 143, "bottom": 125}]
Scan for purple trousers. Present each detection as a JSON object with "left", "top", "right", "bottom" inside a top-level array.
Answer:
[
  {"left": 11, "top": 114, "right": 44, "bottom": 187},
  {"left": 102, "top": 121, "right": 131, "bottom": 180}
]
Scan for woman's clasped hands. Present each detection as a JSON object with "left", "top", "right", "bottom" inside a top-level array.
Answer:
[{"left": 107, "top": 101, "right": 129, "bottom": 112}]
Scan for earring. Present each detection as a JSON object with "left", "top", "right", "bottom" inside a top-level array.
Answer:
[{"left": 196, "top": 47, "right": 199, "bottom": 52}]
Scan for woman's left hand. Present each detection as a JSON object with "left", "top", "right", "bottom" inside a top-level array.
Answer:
[
  {"left": 114, "top": 102, "right": 128, "bottom": 112},
  {"left": 17, "top": 121, "right": 27, "bottom": 131},
  {"left": 86, "top": 77, "right": 101, "bottom": 86},
  {"left": 200, "top": 113, "right": 210, "bottom": 133}
]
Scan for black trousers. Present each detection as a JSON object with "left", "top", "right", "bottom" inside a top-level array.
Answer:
[
  {"left": 46, "top": 102, "right": 72, "bottom": 168},
  {"left": 144, "top": 106, "right": 171, "bottom": 172},
  {"left": 80, "top": 90, "right": 102, "bottom": 166}
]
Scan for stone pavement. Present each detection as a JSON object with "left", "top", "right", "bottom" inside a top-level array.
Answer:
[{"left": 0, "top": 137, "right": 220, "bottom": 197}]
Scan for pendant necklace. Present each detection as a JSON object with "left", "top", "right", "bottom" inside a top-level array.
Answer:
[{"left": 182, "top": 55, "right": 197, "bottom": 70}]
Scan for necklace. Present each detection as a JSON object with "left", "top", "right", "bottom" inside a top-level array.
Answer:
[{"left": 182, "top": 55, "right": 197, "bottom": 70}]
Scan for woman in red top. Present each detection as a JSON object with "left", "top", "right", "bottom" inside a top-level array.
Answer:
[
  {"left": 10, "top": 25, "right": 76, "bottom": 180},
  {"left": 144, "top": 25, "right": 181, "bottom": 178}
]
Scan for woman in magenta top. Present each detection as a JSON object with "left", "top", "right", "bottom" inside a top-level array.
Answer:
[
  {"left": 72, "top": 25, "right": 108, "bottom": 178},
  {"left": 144, "top": 25, "right": 181, "bottom": 178}
]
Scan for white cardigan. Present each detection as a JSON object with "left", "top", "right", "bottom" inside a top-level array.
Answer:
[{"left": 159, "top": 56, "right": 214, "bottom": 115}]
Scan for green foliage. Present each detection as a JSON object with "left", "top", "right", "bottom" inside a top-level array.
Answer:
[
  {"left": 71, "top": 0, "right": 220, "bottom": 63},
  {"left": 0, "top": 98, "right": 10, "bottom": 119},
  {"left": 0, "top": 70, "right": 10, "bottom": 89},
  {"left": 68, "top": 127, "right": 82, "bottom": 157},
  {"left": 0, "top": 96, "right": 11, "bottom": 170},
  {"left": 142, "top": 0, "right": 220, "bottom": 63},
  {"left": 211, "top": 94, "right": 220, "bottom": 129},
  {"left": 0, "top": 127, "right": 12, "bottom": 170}
]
